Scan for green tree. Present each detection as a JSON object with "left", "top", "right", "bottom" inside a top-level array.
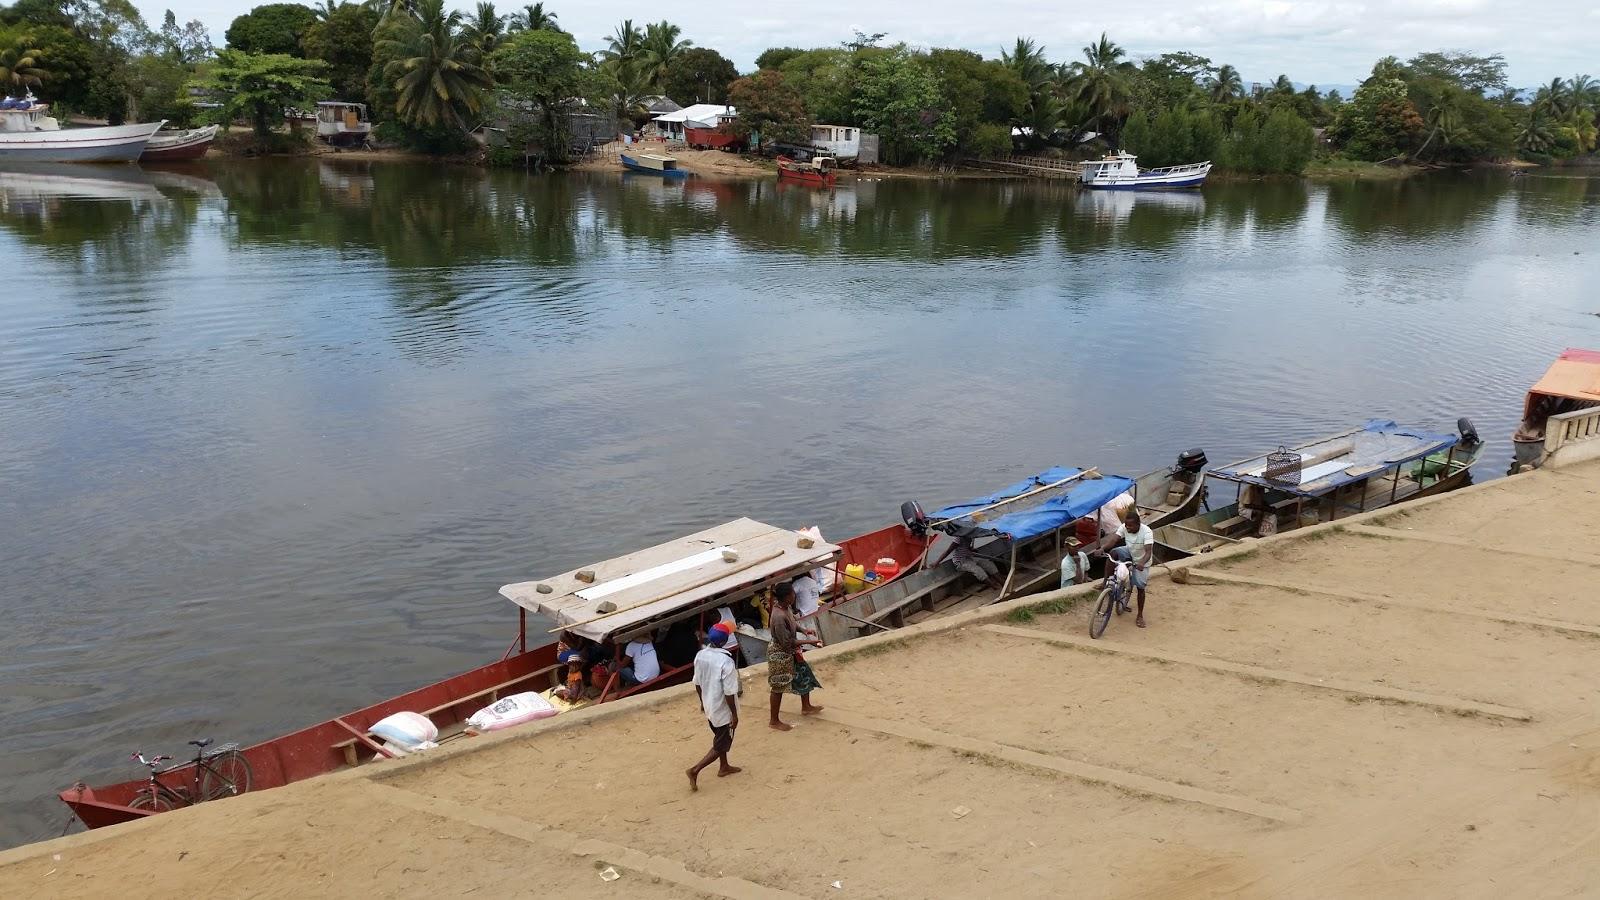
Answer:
[
  {"left": 1406, "top": 50, "right": 1507, "bottom": 95},
  {"left": 0, "top": 28, "right": 44, "bottom": 94},
  {"left": 638, "top": 19, "right": 689, "bottom": 91},
  {"left": 198, "top": 49, "right": 328, "bottom": 136},
  {"left": 1134, "top": 51, "right": 1209, "bottom": 111},
  {"left": 853, "top": 48, "right": 953, "bottom": 165},
  {"left": 726, "top": 67, "right": 807, "bottom": 146},
  {"left": 1206, "top": 63, "right": 1242, "bottom": 102},
  {"left": 753, "top": 46, "right": 801, "bottom": 71},
  {"left": 926, "top": 47, "right": 1025, "bottom": 157},
  {"left": 1001, "top": 37, "right": 1070, "bottom": 146},
  {"left": 128, "top": 51, "right": 196, "bottom": 124},
  {"left": 777, "top": 47, "right": 857, "bottom": 125},
  {"left": 490, "top": 26, "right": 584, "bottom": 160},
  {"left": 507, "top": 2, "right": 558, "bottom": 33},
  {"left": 225, "top": 3, "right": 317, "bottom": 56},
  {"left": 1330, "top": 62, "right": 1423, "bottom": 160},
  {"left": 460, "top": 1, "right": 504, "bottom": 63},
  {"left": 659, "top": 46, "right": 735, "bottom": 105},
  {"left": 1064, "top": 32, "right": 1134, "bottom": 142},
  {"left": 377, "top": 0, "right": 491, "bottom": 132},
  {"left": 299, "top": 1, "right": 378, "bottom": 101},
  {"left": 157, "top": 9, "right": 213, "bottom": 64}
]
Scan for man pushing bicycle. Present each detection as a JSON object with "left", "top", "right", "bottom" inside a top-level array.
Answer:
[{"left": 1084, "top": 508, "right": 1155, "bottom": 628}]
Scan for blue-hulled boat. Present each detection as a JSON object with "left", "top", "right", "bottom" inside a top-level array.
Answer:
[
  {"left": 1080, "top": 151, "right": 1210, "bottom": 189},
  {"left": 621, "top": 152, "right": 688, "bottom": 178}
]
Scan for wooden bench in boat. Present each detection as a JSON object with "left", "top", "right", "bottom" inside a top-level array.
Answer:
[
  {"left": 332, "top": 665, "right": 561, "bottom": 766},
  {"left": 861, "top": 569, "right": 966, "bottom": 630}
]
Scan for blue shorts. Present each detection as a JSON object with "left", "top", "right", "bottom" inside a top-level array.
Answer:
[{"left": 1111, "top": 547, "right": 1149, "bottom": 588}]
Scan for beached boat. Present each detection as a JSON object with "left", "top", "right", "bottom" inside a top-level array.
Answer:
[
  {"left": 139, "top": 125, "right": 219, "bottom": 162},
  {"left": 1510, "top": 348, "right": 1600, "bottom": 473},
  {"left": 1079, "top": 151, "right": 1210, "bottom": 190},
  {"left": 806, "top": 452, "right": 1207, "bottom": 643},
  {"left": 1153, "top": 419, "right": 1484, "bottom": 562},
  {"left": 776, "top": 155, "right": 836, "bottom": 188},
  {"left": 0, "top": 98, "right": 163, "bottom": 163},
  {"left": 61, "top": 518, "right": 841, "bottom": 831},
  {"left": 621, "top": 152, "right": 688, "bottom": 178}
]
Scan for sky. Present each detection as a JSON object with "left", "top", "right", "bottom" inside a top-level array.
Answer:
[{"left": 138, "top": 0, "right": 1594, "bottom": 88}]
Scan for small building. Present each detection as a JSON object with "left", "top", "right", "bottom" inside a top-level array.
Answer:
[
  {"left": 651, "top": 104, "right": 737, "bottom": 142},
  {"left": 810, "top": 125, "right": 861, "bottom": 161},
  {"left": 315, "top": 101, "right": 371, "bottom": 147}
]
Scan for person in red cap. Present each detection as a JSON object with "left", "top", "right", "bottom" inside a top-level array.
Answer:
[{"left": 687, "top": 621, "right": 742, "bottom": 791}]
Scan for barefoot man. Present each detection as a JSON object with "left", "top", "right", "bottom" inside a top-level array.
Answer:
[
  {"left": 687, "top": 622, "right": 741, "bottom": 791},
  {"left": 767, "top": 582, "right": 824, "bottom": 731}
]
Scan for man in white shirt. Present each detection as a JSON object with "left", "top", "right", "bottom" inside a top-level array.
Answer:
[
  {"left": 791, "top": 571, "right": 823, "bottom": 618},
  {"left": 620, "top": 636, "right": 660, "bottom": 686},
  {"left": 1087, "top": 508, "right": 1155, "bottom": 628},
  {"left": 687, "top": 622, "right": 741, "bottom": 791}
]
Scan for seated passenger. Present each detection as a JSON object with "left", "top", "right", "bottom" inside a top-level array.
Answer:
[
  {"left": 950, "top": 534, "right": 1001, "bottom": 586},
  {"left": 619, "top": 634, "right": 661, "bottom": 686}
]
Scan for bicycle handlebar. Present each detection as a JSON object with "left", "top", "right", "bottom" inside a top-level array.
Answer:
[{"left": 131, "top": 752, "right": 172, "bottom": 768}]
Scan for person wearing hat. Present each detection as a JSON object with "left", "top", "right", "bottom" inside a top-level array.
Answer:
[{"left": 687, "top": 621, "right": 742, "bottom": 791}]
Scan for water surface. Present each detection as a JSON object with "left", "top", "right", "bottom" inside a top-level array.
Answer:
[{"left": 1, "top": 161, "right": 1597, "bottom": 846}]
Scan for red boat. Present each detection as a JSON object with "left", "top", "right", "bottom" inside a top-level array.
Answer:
[
  {"left": 776, "top": 155, "right": 837, "bottom": 187},
  {"left": 60, "top": 517, "right": 929, "bottom": 831},
  {"left": 683, "top": 124, "right": 744, "bottom": 151},
  {"left": 139, "top": 125, "right": 218, "bottom": 162}
]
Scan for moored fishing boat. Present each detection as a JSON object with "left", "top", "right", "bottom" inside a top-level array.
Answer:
[
  {"left": 1079, "top": 151, "right": 1210, "bottom": 190},
  {"left": 1153, "top": 419, "right": 1484, "bottom": 562},
  {"left": 806, "top": 451, "right": 1207, "bottom": 643},
  {"left": 776, "top": 155, "right": 836, "bottom": 187},
  {"left": 140, "top": 125, "right": 219, "bottom": 162},
  {"left": 621, "top": 152, "right": 687, "bottom": 178},
  {"left": 1510, "top": 348, "right": 1600, "bottom": 472},
  {"left": 60, "top": 518, "right": 846, "bottom": 831},
  {"left": 0, "top": 97, "right": 163, "bottom": 163}
]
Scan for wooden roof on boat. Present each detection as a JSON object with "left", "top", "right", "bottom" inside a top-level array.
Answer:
[
  {"left": 500, "top": 518, "right": 840, "bottom": 643},
  {"left": 1526, "top": 348, "right": 1600, "bottom": 411}
]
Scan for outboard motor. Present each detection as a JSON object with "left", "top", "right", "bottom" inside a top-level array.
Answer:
[
  {"left": 901, "top": 500, "right": 928, "bottom": 537},
  {"left": 1457, "top": 417, "right": 1481, "bottom": 450},
  {"left": 1175, "top": 448, "right": 1208, "bottom": 477}
]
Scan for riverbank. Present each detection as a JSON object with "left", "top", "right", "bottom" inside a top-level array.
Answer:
[{"left": 5, "top": 460, "right": 1597, "bottom": 897}]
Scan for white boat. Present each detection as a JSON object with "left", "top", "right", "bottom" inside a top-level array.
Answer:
[
  {"left": 0, "top": 98, "right": 163, "bottom": 163},
  {"left": 1079, "top": 151, "right": 1210, "bottom": 190}
]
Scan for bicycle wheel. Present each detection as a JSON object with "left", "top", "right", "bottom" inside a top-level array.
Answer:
[
  {"left": 128, "top": 791, "right": 177, "bottom": 813},
  {"left": 200, "top": 750, "right": 253, "bottom": 801},
  {"left": 1089, "top": 587, "right": 1115, "bottom": 639}
]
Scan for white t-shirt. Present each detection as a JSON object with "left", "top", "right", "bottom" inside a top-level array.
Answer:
[
  {"left": 624, "top": 638, "right": 660, "bottom": 682},
  {"left": 1060, "top": 550, "right": 1090, "bottom": 589},
  {"left": 1117, "top": 523, "right": 1155, "bottom": 570},
  {"left": 792, "top": 574, "right": 822, "bottom": 617},
  {"left": 1098, "top": 492, "right": 1135, "bottom": 539},
  {"left": 692, "top": 647, "right": 739, "bottom": 726}
]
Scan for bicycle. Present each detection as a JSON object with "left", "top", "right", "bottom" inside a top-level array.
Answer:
[
  {"left": 128, "top": 739, "right": 254, "bottom": 812},
  {"left": 1088, "top": 558, "right": 1135, "bottom": 639}
]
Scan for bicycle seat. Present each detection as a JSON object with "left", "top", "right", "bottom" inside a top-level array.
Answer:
[{"left": 188, "top": 738, "right": 213, "bottom": 748}]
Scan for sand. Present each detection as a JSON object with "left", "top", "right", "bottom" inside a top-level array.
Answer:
[{"left": 4, "top": 462, "right": 1598, "bottom": 898}]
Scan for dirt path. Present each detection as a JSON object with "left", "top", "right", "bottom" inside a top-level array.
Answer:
[{"left": 4, "top": 463, "right": 1598, "bottom": 898}]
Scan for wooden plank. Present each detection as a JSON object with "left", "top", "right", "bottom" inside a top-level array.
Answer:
[
  {"left": 816, "top": 708, "right": 1301, "bottom": 824},
  {"left": 980, "top": 624, "right": 1532, "bottom": 721},
  {"left": 1345, "top": 524, "right": 1600, "bottom": 568},
  {"left": 1184, "top": 569, "right": 1600, "bottom": 639}
]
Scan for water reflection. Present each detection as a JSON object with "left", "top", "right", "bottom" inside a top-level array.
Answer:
[{"left": 0, "top": 165, "right": 211, "bottom": 273}]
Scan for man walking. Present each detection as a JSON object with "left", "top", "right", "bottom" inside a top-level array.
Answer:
[{"left": 687, "top": 622, "right": 742, "bottom": 791}]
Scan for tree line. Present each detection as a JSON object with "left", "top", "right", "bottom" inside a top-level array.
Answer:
[{"left": 0, "top": 3, "right": 1592, "bottom": 170}]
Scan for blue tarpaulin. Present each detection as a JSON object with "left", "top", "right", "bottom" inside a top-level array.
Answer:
[{"left": 929, "top": 467, "right": 1137, "bottom": 542}]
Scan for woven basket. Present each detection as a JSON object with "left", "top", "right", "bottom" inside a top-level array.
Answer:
[{"left": 1264, "top": 446, "right": 1302, "bottom": 485}]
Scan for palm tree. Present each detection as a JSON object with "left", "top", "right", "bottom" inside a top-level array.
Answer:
[
  {"left": 377, "top": 0, "right": 493, "bottom": 131},
  {"left": 508, "top": 2, "right": 558, "bottom": 32},
  {"left": 1001, "top": 38, "right": 1051, "bottom": 89},
  {"left": 1206, "top": 63, "right": 1243, "bottom": 102},
  {"left": 1532, "top": 77, "right": 1570, "bottom": 119},
  {"left": 1569, "top": 75, "right": 1598, "bottom": 114},
  {"left": 1493, "top": 87, "right": 1521, "bottom": 108},
  {"left": 1270, "top": 74, "right": 1294, "bottom": 96},
  {"left": 0, "top": 33, "right": 44, "bottom": 96},
  {"left": 1064, "top": 32, "right": 1134, "bottom": 140},
  {"left": 1516, "top": 114, "right": 1555, "bottom": 154},
  {"left": 462, "top": 2, "right": 505, "bottom": 62},
  {"left": 640, "top": 21, "right": 691, "bottom": 91},
  {"left": 1415, "top": 90, "right": 1462, "bottom": 159},
  {"left": 311, "top": 0, "right": 349, "bottom": 20},
  {"left": 602, "top": 19, "right": 645, "bottom": 67}
]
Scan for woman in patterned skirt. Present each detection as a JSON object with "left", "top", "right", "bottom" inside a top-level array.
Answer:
[{"left": 767, "top": 581, "right": 824, "bottom": 731}]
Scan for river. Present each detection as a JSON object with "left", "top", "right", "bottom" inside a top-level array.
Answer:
[{"left": 0, "top": 161, "right": 1596, "bottom": 847}]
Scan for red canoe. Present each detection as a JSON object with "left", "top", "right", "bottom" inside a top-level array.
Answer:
[
  {"left": 776, "top": 155, "right": 837, "bottom": 188},
  {"left": 139, "top": 125, "right": 218, "bottom": 162},
  {"left": 60, "top": 518, "right": 926, "bottom": 832}
]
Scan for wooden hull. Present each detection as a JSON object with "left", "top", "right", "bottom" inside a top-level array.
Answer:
[
  {"left": 1154, "top": 442, "right": 1484, "bottom": 562},
  {"left": 776, "top": 159, "right": 835, "bottom": 187},
  {"left": 140, "top": 126, "right": 218, "bottom": 161},
  {"left": 683, "top": 126, "right": 743, "bottom": 151}
]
